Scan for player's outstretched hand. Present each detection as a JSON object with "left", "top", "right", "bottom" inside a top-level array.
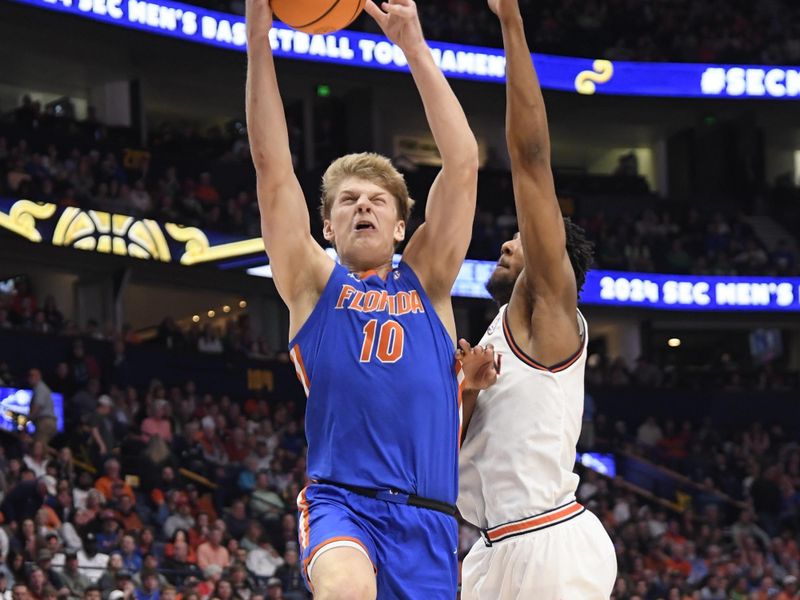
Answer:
[
  {"left": 365, "top": 0, "right": 426, "bottom": 55},
  {"left": 456, "top": 339, "right": 500, "bottom": 392},
  {"left": 487, "top": 0, "right": 521, "bottom": 21},
  {"left": 245, "top": 0, "right": 273, "bottom": 36}
]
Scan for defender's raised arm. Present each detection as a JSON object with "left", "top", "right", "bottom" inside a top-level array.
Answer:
[{"left": 494, "top": 0, "right": 575, "bottom": 305}]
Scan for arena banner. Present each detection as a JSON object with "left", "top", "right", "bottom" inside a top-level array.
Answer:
[
  {"left": 582, "top": 270, "right": 800, "bottom": 312},
  {"left": 0, "top": 198, "right": 264, "bottom": 266},
  {"left": 4, "top": 199, "right": 799, "bottom": 310},
  {"left": 11, "top": 0, "right": 800, "bottom": 99},
  {"left": 248, "top": 256, "right": 800, "bottom": 311}
]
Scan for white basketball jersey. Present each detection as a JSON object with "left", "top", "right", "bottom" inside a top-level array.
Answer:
[{"left": 458, "top": 304, "right": 588, "bottom": 529}]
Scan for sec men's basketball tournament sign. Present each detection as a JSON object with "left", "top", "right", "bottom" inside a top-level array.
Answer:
[
  {"left": 2, "top": 198, "right": 799, "bottom": 311},
  {"left": 11, "top": 0, "right": 800, "bottom": 99}
]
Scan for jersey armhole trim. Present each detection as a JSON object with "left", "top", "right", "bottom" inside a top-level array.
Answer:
[
  {"left": 288, "top": 262, "right": 342, "bottom": 349},
  {"left": 501, "top": 309, "right": 584, "bottom": 373}
]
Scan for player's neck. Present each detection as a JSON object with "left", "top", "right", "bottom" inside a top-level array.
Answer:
[{"left": 342, "top": 258, "right": 394, "bottom": 280}]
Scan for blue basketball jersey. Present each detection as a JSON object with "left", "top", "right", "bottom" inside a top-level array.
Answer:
[{"left": 289, "top": 261, "right": 462, "bottom": 504}]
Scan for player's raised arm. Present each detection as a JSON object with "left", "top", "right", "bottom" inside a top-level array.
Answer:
[
  {"left": 245, "top": 0, "right": 332, "bottom": 314},
  {"left": 493, "top": 0, "right": 576, "bottom": 307},
  {"left": 366, "top": 0, "right": 480, "bottom": 302}
]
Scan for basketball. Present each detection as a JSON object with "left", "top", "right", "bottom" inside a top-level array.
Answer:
[{"left": 272, "top": 0, "right": 367, "bottom": 35}]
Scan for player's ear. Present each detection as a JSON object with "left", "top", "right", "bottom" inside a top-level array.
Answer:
[
  {"left": 393, "top": 220, "right": 406, "bottom": 244},
  {"left": 323, "top": 219, "right": 335, "bottom": 243}
]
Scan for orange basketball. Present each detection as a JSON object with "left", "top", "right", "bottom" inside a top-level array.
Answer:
[{"left": 272, "top": 0, "right": 367, "bottom": 35}]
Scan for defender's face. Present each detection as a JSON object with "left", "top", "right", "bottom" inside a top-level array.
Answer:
[
  {"left": 488, "top": 233, "right": 524, "bottom": 288},
  {"left": 324, "top": 177, "right": 405, "bottom": 269}
]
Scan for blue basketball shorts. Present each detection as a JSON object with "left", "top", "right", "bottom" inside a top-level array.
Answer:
[{"left": 296, "top": 482, "right": 458, "bottom": 599}]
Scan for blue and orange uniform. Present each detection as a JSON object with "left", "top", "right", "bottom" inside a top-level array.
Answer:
[{"left": 290, "top": 261, "right": 462, "bottom": 599}]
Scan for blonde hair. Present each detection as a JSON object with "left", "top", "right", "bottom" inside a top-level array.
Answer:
[{"left": 320, "top": 153, "right": 414, "bottom": 223}]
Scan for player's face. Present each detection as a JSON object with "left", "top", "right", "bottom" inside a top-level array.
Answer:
[
  {"left": 324, "top": 177, "right": 405, "bottom": 269},
  {"left": 486, "top": 233, "right": 524, "bottom": 305}
]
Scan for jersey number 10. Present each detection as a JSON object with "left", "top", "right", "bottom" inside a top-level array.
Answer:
[{"left": 360, "top": 319, "right": 405, "bottom": 364}]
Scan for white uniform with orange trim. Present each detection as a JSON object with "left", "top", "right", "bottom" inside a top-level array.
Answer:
[{"left": 458, "top": 305, "right": 617, "bottom": 600}]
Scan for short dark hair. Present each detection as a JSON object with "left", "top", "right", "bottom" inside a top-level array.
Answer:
[{"left": 563, "top": 217, "right": 594, "bottom": 296}]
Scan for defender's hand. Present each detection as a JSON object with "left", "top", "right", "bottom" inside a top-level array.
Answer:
[
  {"left": 456, "top": 339, "right": 500, "bottom": 392},
  {"left": 365, "top": 0, "right": 426, "bottom": 56},
  {"left": 487, "top": 0, "right": 521, "bottom": 21}
]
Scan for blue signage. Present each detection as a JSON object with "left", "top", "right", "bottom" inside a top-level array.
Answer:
[
  {"left": 248, "top": 254, "right": 800, "bottom": 311},
  {"left": 11, "top": 0, "right": 800, "bottom": 99},
  {"left": 0, "top": 387, "right": 65, "bottom": 434},
  {"left": 582, "top": 270, "right": 800, "bottom": 312},
  {"left": 576, "top": 452, "right": 617, "bottom": 478}
]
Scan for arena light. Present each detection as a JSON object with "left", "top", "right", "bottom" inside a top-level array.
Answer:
[
  {"left": 222, "top": 305, "right": 231, "bottom": 313},
  {"left": 668, "top": 338, "right": 682, "bottom": 348},
  {"left": 192, "top": 314, "right": 200, "bottom": 323},
  {"left": 239, "top": 300, "right": 247, "bottom": 309},
  {"left": 10, "top": 0, "right": 800, "bottom": 99},
  {"left": 207, "top": 309, "right": 215, "bottom": 318}
]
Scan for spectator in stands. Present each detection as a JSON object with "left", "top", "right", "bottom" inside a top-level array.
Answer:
[
  {"left": 95, "top": 512, "right": 122, "bottom": 555},
  {"left": 637, "top": 417, "right": 664, "bottom": 448},
  {"left": 140, "top": 401, "right": 172, "bottom": 445},
  {"left": 196, "top": 525, "right": 228, "bottom": 572},
  {"left": 248, "top": 473, "right": 283, "bottom": 524},
  {"left": 117, "top": 535, "right": 142, "bottom": 576},
  {"left": 272, "top": 547, "right": 306, "bottom": 600},
  {"left": 35, "top": 549, "right": 66, "bottom": 596},
  {"left": 194, "top": 173, "right": 220, "bottom": 208},
  {"left": 94, "top": 460, "right": 134, "bottom": 505},
  {"left": 75, "top": 537, "right": 109, "bottom": 585},
  {"left": 161, "top": 540, "right": 201, "bottom": 588},
  {"left": 222, "top": 501, "right": 248, "bottom": 542},
  {"left": 26, "top": 567, "right": 48, "bottom": 600},
  {"left": 132, "top": 569, "right": 159, "bottom": 600},
  {"left": 112, "top": 496, "right": 141, "bottom": 534},
  {"left": 1, "top": 476, "right": 54, "bottom": 530},
  {"left": 23, "top": 441, "right": 50, "bottom": 479},
  {"left": 89, "top": 399, "right": 116, "bottom": 466},
  {"left": 244, "top": 542, "right": 283, "bottom": 586},
  {"left": 265, "top": 578, "right": 283, "bottom": 600},
  {"left": 129, "top": 181, "right": 152, "bottom": 216},
  {"left": 28, "top": 370, "right": 57, "bottom": 446},
  {"left": 95, "top": 553, "right": 123, "bottom": 597},
  {"left": 196, "top": 326, "right": 223, "bottom": 355},
  {"left": 68, "top": 341, "right": 101, "bottom": 390},
  {"left": 227, "top": 565, "right": 251, "bottom": 600},
  {"left": 163, "top": 501, "right": 194, "bottom": 541},
  {"left": 154, "top": 319, "right": 183, "bottom": 351}
]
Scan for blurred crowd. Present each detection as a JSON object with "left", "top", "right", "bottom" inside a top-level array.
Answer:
[
  {"left": 590, "top": 417, "right": 799, "bottom": 600},
  {"left": 458, "top": 414, "right": 800, "bottom": 599},
  {"left": 397, "top": 0, "right": 800, "bottom": 65},
  {"left": 584, "top": 351, "right": 798, "bottom": 393},
  {"left": 472, "top": 206, "right": 798, "bottom": 276},
  {"left": 2, "top": 100, "right": 798, "bottom": 279},
  {"left": 0, "top": 278, "right": 275, "bottom": 361},
  {"left": 173, "top": 0, "right": 800, "bottom": 65},
  {"left": 0, "top": 353, "right": 310, "bottom": 599},
  {"left": 1, "top": 97, "right": 265, "bottom": 240},
  {"left": 0, "top": 318, "right": 796, "bottom": 599}
]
